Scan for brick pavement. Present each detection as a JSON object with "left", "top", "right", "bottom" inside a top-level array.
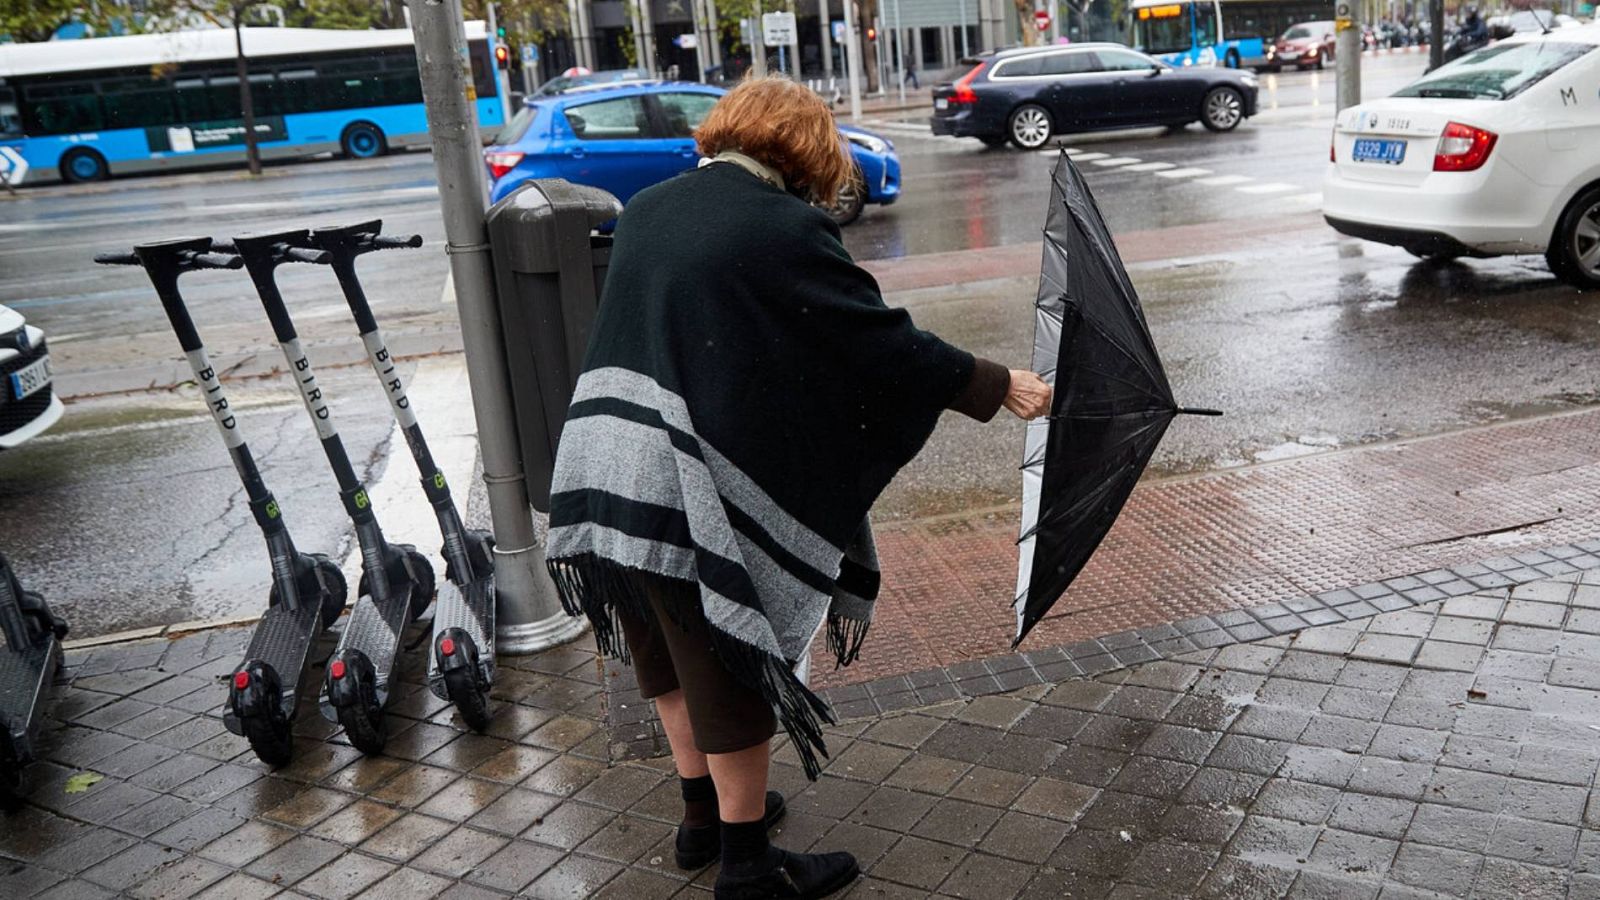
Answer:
[{"left": 8, "top": 563, "right": 1600, "bottom": 897}]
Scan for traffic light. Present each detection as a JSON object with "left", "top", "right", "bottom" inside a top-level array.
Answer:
[
  {"left": 495, "top": 42, "right": 509, "bottom": 68},
  {"left": 497, "top": 25, "right": 506, "bottom": 39},
  {"left": 866, "top": 26, "right": 877, "bottom": 41}
]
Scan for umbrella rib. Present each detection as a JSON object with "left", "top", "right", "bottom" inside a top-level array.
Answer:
[
  {"left": 1072, "top": 311, "right": 1165, "bottom": 392},
  {"left": 1070, "top": 361, "right": 1174, "bottom": 406}
]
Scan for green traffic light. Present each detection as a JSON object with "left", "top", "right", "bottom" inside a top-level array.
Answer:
[{"left": 497, "top": 26, "right": 506, "bottom": 37}]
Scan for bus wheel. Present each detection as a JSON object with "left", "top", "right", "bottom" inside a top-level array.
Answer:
[
  {"left": 1225, "top": 49, "right": 1241, "bottom": 69},
  {"left": 341, "top": 123, "right": 388, "bottom": 160},
  {"left": 60, "top": 148, "right": 109, "bottom": 183}
]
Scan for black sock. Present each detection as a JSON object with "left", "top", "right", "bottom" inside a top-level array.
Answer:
[
  {"left": 721, "top": 818, "right": 771, "bottom": 866},
  {"left": 681, "top": 775, "right": 717, "bottom": 828}
]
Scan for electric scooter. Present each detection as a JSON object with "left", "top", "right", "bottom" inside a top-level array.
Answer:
[
  {"left": 0, "top": 552, "right": 67, "bottom": 802},
  {"left": 94, "top": 239, "right": 347, "bottom": 767},
  {"left": 228, "top": 230, "right": 434, "bottom": 756},
  {"left": 307, "top": 221, "right": 498, "bottom": 731}
]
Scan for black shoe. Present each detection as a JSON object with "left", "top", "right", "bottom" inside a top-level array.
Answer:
[
  {"left": 715, "top": 846, "right": 860, "bottom": 900},
  {"left": 676, "top": 791, "right": 787, "bottom": 870}
]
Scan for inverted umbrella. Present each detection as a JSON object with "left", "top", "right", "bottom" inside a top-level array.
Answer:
[{"left": 1014, "top": 153, "right": 1219, "bottom": 646}]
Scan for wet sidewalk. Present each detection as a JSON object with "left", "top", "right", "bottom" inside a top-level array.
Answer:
[{"left": 7, "top": 558, "right": 1600, "bottom": 898}]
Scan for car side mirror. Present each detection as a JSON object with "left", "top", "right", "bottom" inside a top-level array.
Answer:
[{"left": 1147, "top": 64, "right": 1164, "bottom": 77}]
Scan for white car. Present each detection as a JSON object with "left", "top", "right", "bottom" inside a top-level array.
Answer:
[
  {"left": 0, "top": 304, "right": 62, "bottom": 451},
  {"left": 1323, "top": 26, "right": 1600, "bottom": 288}
]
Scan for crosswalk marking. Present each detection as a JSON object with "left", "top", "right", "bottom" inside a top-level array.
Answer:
[
  {"left": 1155, "top": 167, "right": 1212, "bottom": 179},
  {"left": 1286, "top": 192, "right": 1324, "bottom": 206},
  {"left": 1067, "top": 151, "right": 1110, "bottom": 161},
  {"left": 1236, "top": 182, "right": 1299, "bottom": 195},
  {"left": 1195, "top": 174, "right": 1253, "bottom": 186},
  {"left": 1122, "top": 162, "right": 1177, "bottom": 172},
  {"left": 1091, "top": 157, "right": 1142, "bottom": 167}
]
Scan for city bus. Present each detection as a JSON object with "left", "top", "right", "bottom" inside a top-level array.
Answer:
[
  {"left": 0, "top": 23, "right": 505, "bottom": 185},
  {"left": 1129, "top": 0, "right": 1269, "bottom": 69}
]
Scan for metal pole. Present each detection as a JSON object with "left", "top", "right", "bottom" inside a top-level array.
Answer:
[
  {"left": 843, "top": 0, "right": 862, "bottom": 118},
  {"left": 819, "top": 0, "right": 834, "bottom": 78},
  {"left": 1428, "top": 0, "right": 1444, "bottom": 70},
  {"left": 232, "top": 12, "right": 262, "bottom": 177},
  {"left": 406, "top": 0, "right": 585, "bottom": 654},
  {"left": 892, "top": 0, "right": 904, "bottom": 104},
  {"left": 485, "top": 2, "right": 511, "bottom": 121},
  {"left": 1050, "top": 0, "right": 1060, "bottom": 40},
  {"left": 959, "top": 0, "right": 969, "bottom": 56},
  {"left": 691, "top": 0, "right": 710, "bottom": 79},
  {"left": 1335, "top": 0, "right": 1361, "bottom": 110}
]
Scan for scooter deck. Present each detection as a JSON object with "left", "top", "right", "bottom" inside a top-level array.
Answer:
[
  {"left": 321, "top": 584, "right": 414, "bottom": 720},
  {"left": 222, "top": 597, "right": 324, "bottom": 735},
  {"left": 426, "top": 576, "right": 496, "bottom": 701},
  {"left": 0, "top": 633, "right": 60, "bottom": 761}
]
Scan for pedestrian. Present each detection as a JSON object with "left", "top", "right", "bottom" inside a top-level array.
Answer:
[
  {"left": 903, "top": 48, "right": 920, "bottom": 88},
  {"left": 545, "top": 76, "right": 1051, "bottom": 899}
]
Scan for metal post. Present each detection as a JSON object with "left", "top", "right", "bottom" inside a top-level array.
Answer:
[
  {"left": 406, "top": 0, "right": 585, "bottom": 654},
  {"left": 892, "top": 0, "right": 904, "bottom": 103},
  {"left": 843, "top": 0, "right": 863, "bottom": 118},
  {"left": 959, "top": 0, "right": 969, "bottom": 56},
  {"left": 629, "top": 0, "right": 648, "bottom": 70},
  {"left": 1335, "top": 0, "right": 1361, "bottom": 110},
  {"left": 485, "top": 2, "right": 511, "bottom": 121},
  {"left": 232, "top": 13, "right": 262, "bottom": 177},
  {"left": 691, "top": 0, "right": 710, "bottom": 79},
  {"left": 638, "top": 0, "right": 657, "bottom": 73},
  {"left": 1428, "top": 0, "right": 1444, "bottom": 70},
  {"left": 820, "top": 0, "right": 834, "bottom": 78}
]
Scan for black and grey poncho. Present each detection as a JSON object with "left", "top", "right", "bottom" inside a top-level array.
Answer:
[{"left": 546, "top": 161, "right": 1005, "bottom": 778}]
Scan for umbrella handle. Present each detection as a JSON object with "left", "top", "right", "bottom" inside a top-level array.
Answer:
[{"left": 1177, "top": 407, "right": 1223, "bottom": 417}]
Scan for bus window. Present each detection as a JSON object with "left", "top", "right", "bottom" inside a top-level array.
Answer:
[
  {"left": 1134, "top": 3, "right": 1194, "bottom": 55},
  {"left": 1196, "top": 4, "right": 1219, "bottom": 46},
  {"left": 468, "top": 41, "right": 498, "bottom": 98},
  {"left": 99, "top": 79, "right": 178, "bottom": 130},
  {"left": 0, "top": 87, "right": 22, "bottom": 138},
  {"left": 21, "top": 82, "right": 103, "bottom": 135}
]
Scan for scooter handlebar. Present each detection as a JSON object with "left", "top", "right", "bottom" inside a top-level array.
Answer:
[
  {"left": 94, "top": 251, "right": 141, "bottom": 266},
  {"left": 283, "top": 247, "right": 332, "bottom": 264},
  {"left": 371, "top": 234, "right": 423, "bottom": 251},
  {"left": 189, "top": 252, "right": 245, "bottom": 270}
]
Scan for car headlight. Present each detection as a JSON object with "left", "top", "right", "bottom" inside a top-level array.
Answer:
[
  {"left": 1240, "top": 72, "right": 1259, "bottom": 86},
  {"left": 846, "top": 132, "right": 890, "bottom": 154}
]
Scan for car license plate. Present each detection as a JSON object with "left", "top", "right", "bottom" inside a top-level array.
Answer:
[
  {"left": 9, "top": 356, "right": 51, "bottom": 400},
  {"left": 1352, "top": 138, "right": 1406, "bottom": 165},
  {"left": 935, "top": 98, "right": 949, "bottom": 110},
  {"left": 1280, "top": 51, "right": 1300, "bottom": 60}
]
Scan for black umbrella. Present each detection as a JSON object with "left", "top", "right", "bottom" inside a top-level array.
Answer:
[{"left": 1014, "top": 153, "right": 1219, "bottom": 646}]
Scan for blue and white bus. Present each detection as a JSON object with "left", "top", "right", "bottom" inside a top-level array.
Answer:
[
  {"left": 1129, "top": 0, "right": 1269, "bottom": 70},
  {"left": 0, "top": 23, "right": 505, "bottom": 185}
]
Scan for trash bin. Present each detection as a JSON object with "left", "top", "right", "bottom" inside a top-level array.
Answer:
[{"left": 486, "top": 179, "right": 623, "bottom": 512}]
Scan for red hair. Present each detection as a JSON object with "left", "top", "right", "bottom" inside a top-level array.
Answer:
[{"left": 696, "top": 76, "right": 855, "bottom": 205}]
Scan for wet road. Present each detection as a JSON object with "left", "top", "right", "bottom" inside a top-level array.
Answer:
[{"left": 5, "top": 53, "right": 1598, "bottom": 634}]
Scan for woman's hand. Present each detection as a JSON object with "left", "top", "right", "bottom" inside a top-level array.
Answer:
[{"left": 1004, "top": 370, "right": 1053, "bottom": 420}]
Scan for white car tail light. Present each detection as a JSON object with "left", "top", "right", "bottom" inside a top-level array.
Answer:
[{"left": 1433, "top": 122, "right": 1496, "bottom": 172}]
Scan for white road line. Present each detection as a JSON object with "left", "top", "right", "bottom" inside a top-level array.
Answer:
[
  {"left": 1122, "top": 161, "right": 1177, "bottom": 172},
  {"left": 1236, "top": 182, "right": 1299, "bottom": 195},
  {"left": 1195, "top": 174, "right": 1253, "bottom": 186},
  {"left": 1066, "top": 151, "right": 1110, "bottom": 161},
  {"left": 1155, "top": 167, "right": 1212, "bottom": 179},
  {"left": 1091, "top": 157, "right": 1142, "bottom": 167},
  {"left": 1286, "top": 191, "right": 1324, "bottom": 206}
]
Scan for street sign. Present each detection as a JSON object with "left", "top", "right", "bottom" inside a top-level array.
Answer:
[
  {"left": 831, "top": 19, "right": 846, "bottom": 43},
  {"left": 674, "top": 33, "right": 697, "bottom": 49},
  {"left": 520, "top": 44, "right": 538, "bottom": 64},
  {"left": 763, "top": 11, "right": 796, "bottom": 47},
  {"left": 1034, "top": 10, "right": 1051, "bottom": 30}
]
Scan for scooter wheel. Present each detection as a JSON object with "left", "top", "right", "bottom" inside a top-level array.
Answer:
[
  {"left": 334, "top": 662, "right": 388, "bottom": 756},
  {"left": 403, "top": 549, "right": 436, "bottom": 620},
  {"left": 312, "top": 557, "right": 348, "bottom": 630},
  {"left": 242, "top": 715, "right": 294, "bottom": 767},
  {"left": 444, "top": 665, "right": 492, "bottom": 733}
]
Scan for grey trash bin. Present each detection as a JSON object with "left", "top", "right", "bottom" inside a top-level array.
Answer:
[{"left": 486, "top": 179, "right": 623, "bottom": 512}]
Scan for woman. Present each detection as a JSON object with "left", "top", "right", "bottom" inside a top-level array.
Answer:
[{"left": 546, "top": 77, "right": 1052, "bottom": 899}]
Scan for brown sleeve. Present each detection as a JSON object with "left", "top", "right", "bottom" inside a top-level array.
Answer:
[{"left": 947, "top": 357, "right": 1011, "bottom": 422}]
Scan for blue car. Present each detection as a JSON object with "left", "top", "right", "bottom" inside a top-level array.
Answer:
[{"left": 484, "top": 81, "right": 900, "bottom": 225}]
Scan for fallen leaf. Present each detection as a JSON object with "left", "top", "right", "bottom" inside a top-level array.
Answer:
[
  {"left": 1467, "top": 688, "right": 1487, "bottom": 700},
  {"left": 64, "top": 772, "right": 103, "bottom": 794}
]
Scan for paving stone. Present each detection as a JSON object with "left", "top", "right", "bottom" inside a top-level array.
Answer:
[
  {"left": 1387, "top": 842, "right": 1482, "bottom": 898},
  {"left": 1305, "top": 828, "right": 1399, "bottom": 880},
  {"left": 1122, "top": 840, "right": 1220, "bottom": 892},
  {"left": 243, "top": 834, "right": 345, "bottom": 886},
  {"left": 1048, "top": 827, "right": 1145, "bottom": 879},
  {"left": 872, "top": 834, "right": 967, "bottom": 890},
  {"left": 1252, "top": 779, "right": 1342, "bottom": 824},
  {"left": 884, "top": 753, "right": 971, "bottom": 795},
  {"left": 127, "top": 853, "right": 232, "bottom": 900},
  {"left": 945, "top": 765, "right": 1031, "bottom": 807},
  {"left": 523, "top": 852, "right": 622, "bottom": 899},
  {"left": 976, "top": 810, "right": 1073, "bottom": 864},
  {"left": 1349, "top": 633, "right": 1421, "bottom": 666},
  {"left": 1326, "top": 793, "right": 1415, "bottom": 839},
  {"left": 1473, "top": 857, "right": 1571, "bottom": 898},
  {"left": 412, "top": 826, "right": 509, "bottom": 878},
  {"left": 911, "top": 797, "right": 1003, "bottom": 847},
  {"left": 936, "top": 850, "right": 1035, "bottom": 898},
  {"left": 293, "top": 853, "right": 397, "bottom": 900}
]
